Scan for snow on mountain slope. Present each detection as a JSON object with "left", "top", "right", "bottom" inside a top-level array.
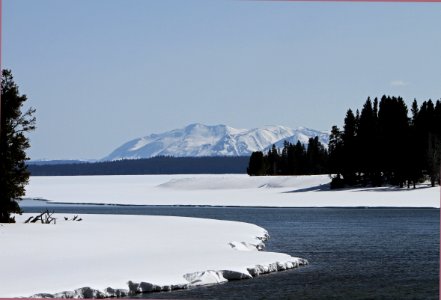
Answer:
[
  {"left": 263, "top": 127, "right": 330, "bottom": 152},
  {"left": 103, "top": 124, "right": 329, "bottom": 161}
]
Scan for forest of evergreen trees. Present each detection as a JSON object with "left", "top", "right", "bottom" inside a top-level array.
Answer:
[
  {"left": 247, "top": 137, "right": 328, "bottom": 176},
  {"left": 29, "top": 156, "right": 250, "bottom": 176},
  {"left": 247, "top": 96, "right": 441, "bottom": 189}
]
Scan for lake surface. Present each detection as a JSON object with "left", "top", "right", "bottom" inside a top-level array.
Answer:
[{"left": 22, "top": 204, "right": 439, "bottom": 299}]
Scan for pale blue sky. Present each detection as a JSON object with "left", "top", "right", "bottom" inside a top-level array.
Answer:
[{"left": 4, "top": 0, "right": 441, "bottom": 159}]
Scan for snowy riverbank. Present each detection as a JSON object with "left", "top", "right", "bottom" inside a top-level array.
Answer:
[
  {"left": 8, "top": 174, "right": 437, "bottom": 297},
  {"left": 0, "top": 214, "right": 307, "bottom": 298},
  {"left": 24, "top": 174, "right": 439, "bottom": 208}
]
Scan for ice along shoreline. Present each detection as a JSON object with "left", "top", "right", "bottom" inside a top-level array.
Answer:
[{"left": 0, "top": 214, "right": 307, "bottom": 298}]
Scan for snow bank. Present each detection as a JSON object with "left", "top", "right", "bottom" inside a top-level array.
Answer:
[
  {"left": 157, "top": 174, "right": 328, "bottom": 190},
  {"left": 24, "top": 174, "right": 439, "bottom": 208},
  {"left": 0, "top": 214, "right": 307, "bottom": 298}
]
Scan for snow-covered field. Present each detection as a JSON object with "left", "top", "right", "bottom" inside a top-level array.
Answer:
[
  {"left": 24, "top": 174, "right": 439, "bottom": 208},
  {"left": 0, "top": 214, "right": 307, "bottom": 298}
]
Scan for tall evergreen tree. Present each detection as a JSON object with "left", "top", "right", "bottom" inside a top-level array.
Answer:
[
  {"left": 342, "top": 109, "right": 358, "bottom": 185},
  {"left": 280, "top": 141, "right": 292, "bottom": 175},
  {"left": 426, "top": 100, "right": 441, "bottom": 186},
  {"left": 247, "top": 151, "right": 266, "bottom": 176},
  {"left": 407, "top": 99, "right": 421, "bottom": 188},
  {"left": 411, "top": 99, "right": 419, "bottom": 125},
  {"left": 373, "top": 97, "right": 379, "bottom": 117},
  {"left": 414, "top": 100, "right": 439, "bottom": 185},
  {"left": 0, "top": 70, "right": 36, "bottom": 223},
  {"left": 378, "top": 96, "right": 410, "bottom": 187},
  {"left": 292, "top": 141, "right": 307, "bottom": 175},
  {"left": 328, "top": 125, "right": 343, "bottom": 176},
  {"left": 328, "top": 126, "right": 345, "bottom": 188},
  {"left": 426, "top": 132, "right": 440, "bottom": 187},
  {"left": 414, "top": 101, "right": 430, "bottom": 181},
  {"left": 357, "top": 98, "right": 379, "bottom": 185},
  {"left": 266, "top": 144, "right": 279, "bottom": 175},
  {"left": 306, "top": 137, "right": 328, "bottom": 174}
]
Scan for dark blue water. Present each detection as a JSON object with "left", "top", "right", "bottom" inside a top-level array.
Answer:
[{"left": 23, "top": 205, "right": 439, "bottom": 299}]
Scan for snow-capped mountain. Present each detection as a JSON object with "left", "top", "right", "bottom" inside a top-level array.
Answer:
[{"left": 102, "top": 124, "right": 329, "bottom": 161}]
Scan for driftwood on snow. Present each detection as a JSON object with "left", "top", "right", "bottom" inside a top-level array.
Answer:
[
  {"left": 24, "top": 211, "right": 83, "bottom": 224},
  {"left": 25, "top": 210, "right": 56, "bottom": 224}
]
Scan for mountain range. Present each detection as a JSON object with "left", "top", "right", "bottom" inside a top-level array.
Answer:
[{"left": 103, "top": 124, "right": 329, "bottom": 161}]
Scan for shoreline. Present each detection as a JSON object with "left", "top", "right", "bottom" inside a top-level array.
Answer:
[
  {"left": 0, "top": 214, "right": 308, "bottom": 298},
  {"left": 21, "top": 198, "right": 438, "bottom": 209}
]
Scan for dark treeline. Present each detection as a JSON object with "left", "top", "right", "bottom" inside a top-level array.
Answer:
[
  {"left": 330, "top": 96, "right": 441, "bottom": 188},
  {"left": 248, "top": 96, "right": 441, "bottom": 189},
  {"left": 29, "top": 156, "right": 250, "bottom": 176},
  {"left": 247, "top": 137, "right": 328, "bottom": 176}
]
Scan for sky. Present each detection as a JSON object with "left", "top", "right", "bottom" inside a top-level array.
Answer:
[{"left": 3, "top": 0, "right": 441, "bottom": 160}]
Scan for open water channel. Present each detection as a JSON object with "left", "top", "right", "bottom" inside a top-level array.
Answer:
[{"left": 23, "top": 204, "right": 439, "bottom": 300}]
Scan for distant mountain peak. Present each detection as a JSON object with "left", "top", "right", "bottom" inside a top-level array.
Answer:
[{"left": 102, "top": 124, "right": 329, "bottom": 161}]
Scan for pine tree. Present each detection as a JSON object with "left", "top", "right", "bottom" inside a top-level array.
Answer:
[
  {"left": 280, "top": 141, "right": 291, "bottom": 175},
  {"left": 407, "top": 99, "right": 421, "bottom": 188},
  {"left": 293, "top": 141, "right": 306, "bottom": 175},
  {"left": 413, "top": 100, "right": 439, "bottom": 185},
  {"left": 411, "top": 99, "right": 419, "bottom": 124},
  {"left": 247, "top": 151, "right": 266, "bottom": 176},
  {"left": 328, "top": 126, "right": 343, "bottom": 175},
  {"left": 414, "top": 101, "right": 430, "bottom": 182},
  {"left": 426, "top": 132, "right": 440, "bottom": 187},
  {"left": 378, "top": 96, "right": 409, "bottom": 187},
  {"left": 328, "top": 126, "right": 345, "bottom": 188},
  {"left": 306, "top": 137, "right": 327, "bottom": 174},
  {"left": 267, "top": 145, "right": 279, "bottom": 175},
  {"left": 426, "top": 100, "right": 441, "bottom": 186},
  {"left": 0, "top": 70, "right": 36, "bottom": 223},
  {"left": 342, "top": 109, "right": 358, "bottom": 185},
  {"left": 373, "top": 97, "right": 379, "bottom": 117},
  {"left": 357, "top": 98, "right": 382, "bottom": 186}
]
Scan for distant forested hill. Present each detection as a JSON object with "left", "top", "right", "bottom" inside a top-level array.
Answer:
[{"left": 28, "top": 156, "right": 250, "bottom": 176}]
